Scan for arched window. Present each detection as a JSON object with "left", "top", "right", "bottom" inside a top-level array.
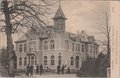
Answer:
[
  {"left": 19, "top": 44, "right": 22, "bottom": 52},
  {"left": 76, "top": 44, "right": 80, "bottom": 52},
  {"left": 71, "top": 57, "right": 74, "bottom": 66},
  {"left": 44, "top": 41, "right": 48, "bottom": 50},
  {"left": 50, "top": 40, "right": 55, "bottom": 50},
  {"left": 24, "top": 57, "right": 27, "bottom": 66},
  {"left": 58, "top": 55, "right": 62, "bottom": 65},
  {"left": 44, "top": 56, "right": 47, "bottom": 65},
  {"left": 51, "top": 55, "right": 55, "bottom": 65},
  {"left": 24, "top": 43, "right": 27, "bottom": 52},
  {"left": 82, "top": 44, "right": 85, "bottom": 52},
  {"left": 65, "top": 40, "right": 69, "bottom": 50},
  {"left": 19, "top": 57, "right": 22, "bottom": 65}
]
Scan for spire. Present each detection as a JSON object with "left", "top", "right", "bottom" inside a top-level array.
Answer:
[{"left": 53, "top": 0, "right": 67, "bottom": 20}]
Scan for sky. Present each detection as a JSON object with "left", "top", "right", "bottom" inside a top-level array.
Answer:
[{"left": 0, "top": 0, "right": 110, "bottom": 51}]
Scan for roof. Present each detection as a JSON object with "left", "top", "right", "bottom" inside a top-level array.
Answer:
[
  {"left": 80, "top": 31, "right": 89, "bottom": 42},
  {"left": 53, "top": 6, "right": 66, "bottom": 20}
]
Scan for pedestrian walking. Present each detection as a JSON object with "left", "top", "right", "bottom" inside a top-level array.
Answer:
[
  {"left": 40, "top": 64, "right": 44, "bottom": 75},
  {"left": 30, "top": 65, "right": 34, "bottom": 76},
  {"left": 36, "top": 64, "right": 39, "bottom": 74},
  {"left": 67, "top": 67, "right": 71, "bottom": 74},
  {"left": 61, "top": 65, "right": 65, "bottom": 74},
  {"left": 57, "top": 65, "right": 61, "bottom": 74},
  {"left": 26, "top": 65, "right": 30, "bottom": 76}
]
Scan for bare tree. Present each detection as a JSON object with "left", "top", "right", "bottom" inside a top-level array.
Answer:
[
  {"left": 0, "top": 0, "right": 57, "bottom": 76},
  {"left": 96, "top": 10, "right": 111, "bottom": 55}
]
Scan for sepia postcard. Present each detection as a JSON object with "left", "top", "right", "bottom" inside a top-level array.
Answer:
[{"left": 0, "top": 0, "right": 120, "bottom": 78}]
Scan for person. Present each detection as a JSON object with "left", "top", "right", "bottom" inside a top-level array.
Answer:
[
  {"left": 57, "top": 65, "right": 61, "bottom": 74},
  {"left": 40, "top": 64, "right": 43, "bottom": 75},
  {"left": 30, "top": 65, "right": 34, "bottom": 76},
  {"left": 26, "top": 65, "right": 30, "bottom": 76},
  {"left": 61, "top": 65, "right": 65, "bottom": 74},
  {"left": 67, "top": 67, "right": 71, "bottom": 74},
  {"left": 36, "top": 64, "right": 39, "bottom": 74}
]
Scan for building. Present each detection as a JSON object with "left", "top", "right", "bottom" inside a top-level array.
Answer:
[{"left": 15, "top": 5, "right": 99, "bottom": 71}]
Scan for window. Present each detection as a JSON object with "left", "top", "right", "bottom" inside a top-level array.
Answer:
[
  {"left": 24, "top": 43, "right": 27, "bottom": 52},
  {"left": 19, "top": 44, "right": 22, "bottom": 52},
  {"left": 58, "top": 55, "right": 62, "bottom": 65},
  {"left": 72, "top": 43, "right": 74, "bottom": 51},
  {"left": 24, "top": 57, "right": 27, "bottom": 66},
  {"left": 29, "top": 41, "right": 36, "bottom": 51},
  {"left": 65, "top": 40, "right": 69, "bottom": 50},
  {"left": 19, "top": 57, "right": 22, "bottom": 65},
  {"left": 76, "top": 44, "right": 80, "bottom": 52},
  {"left": 82, "top": 44, "right": 85, "bottom": 52},
  {"left": 51, "top": 55, "right": 55, "bottom": 65},
  {"left": 44, "top": 41, "right": 48, "bottom": 50},
  {"left": 44, "top": 56, "right": 47, "bottom": 65},
  {"left": 50, "top": 40, "right": 55, "bottom": 50},
  {"left": 31, "top": 56, "right": 34, "bottom": 65},
  {"left": 71, "top": 57, "right": 74, "bottom": 66}
]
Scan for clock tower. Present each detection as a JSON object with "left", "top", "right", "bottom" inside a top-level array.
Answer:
[{"left": 53, "top": 5, "right": 67, "bottom": 33}]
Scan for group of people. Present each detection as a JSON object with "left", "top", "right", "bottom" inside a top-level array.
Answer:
[
  {"left": 26, "top": 64, "right": 44, "bottom": 76},
  {"left": 26, "top": 64, "right": 71, "bottom": 76},
  {"left": 57, "top": 65, "right": 70, "bottom": 74}
]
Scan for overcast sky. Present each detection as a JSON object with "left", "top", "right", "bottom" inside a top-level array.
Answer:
[{"left": 0, "top": 1, "right": 110, "bottom": 50}]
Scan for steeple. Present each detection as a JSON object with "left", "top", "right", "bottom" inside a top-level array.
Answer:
[
  {"left": 53, "top": 1, "right": 67, "bottom": 20},
  {"left": 53, "top": 1, "right": 67, "bottom": 33}
]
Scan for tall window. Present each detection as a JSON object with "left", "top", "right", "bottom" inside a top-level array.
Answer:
[
  {"left": 82, "top": 44, "right": 85, "bottom": 52},
  {"left": 19, "top": 44, "right": 22, "bottom": 52},
  {"left": 65, "top": 40, "right": 69, "bottom": 50},
  {"left": 31, "top": 56, "right": 34, "bottom": 65},
  {"left": 51, "top": 55, "right": 55, "bottom": 65},
  {"left": 24, "top": 57, "right": 27, "bottom": 66},
  {"left": 19, "top": 57, "right": 22, "bottom": 65},
  {"left": 44, "top": 41, "right": 48, "bottom": 50},
  {"left": 58, "top": 55, "right": 62, "bottom": 65},
  {"left": 50, "top": 40, "right": 55, "bottom": 50},
  {"left": 72, "top": 43, "right": 74, "bottom": 51},
  {"left": 44, "top": 56, "right": 47, "bottom": 65},
  {"left": 24, "top": 43, "right": 27, "bottom": 52},
  {"left": 76, "top": 44, "right": 80, "bottom": 52},
  {"left": 71, "top": 57, "right": 74, "bottom": 66}
]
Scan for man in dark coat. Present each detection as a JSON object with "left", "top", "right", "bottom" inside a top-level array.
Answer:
[
  {"left": 57, "top": 65, "right": 61, "bottom": 74},
  {"left": 40, "top": 64, "right": 43, "bottom": 75},
  {"left": 61, "top": 65, "right": 65, "bottom": 74},
  {"left": 30, "top": 65, "right": 34, "bottom": 76},
  {"left": 26, "top": 65, "right": 30, "bottom": 76},
  {"left": 36, "top": 64, "right": 39, "bottom": 74}
]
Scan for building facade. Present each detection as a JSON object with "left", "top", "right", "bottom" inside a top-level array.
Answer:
[{"left": 15, "top": 6, "right": 99, "bottom": 71}]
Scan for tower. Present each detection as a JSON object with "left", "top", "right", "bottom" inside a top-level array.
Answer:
[{"left": 53, "top": 3, "right": 67, "bottom": 33}]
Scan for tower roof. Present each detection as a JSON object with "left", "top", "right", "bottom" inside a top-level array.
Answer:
[{"left": 53, "top": 6, "right": 66, "bottom": 20}]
